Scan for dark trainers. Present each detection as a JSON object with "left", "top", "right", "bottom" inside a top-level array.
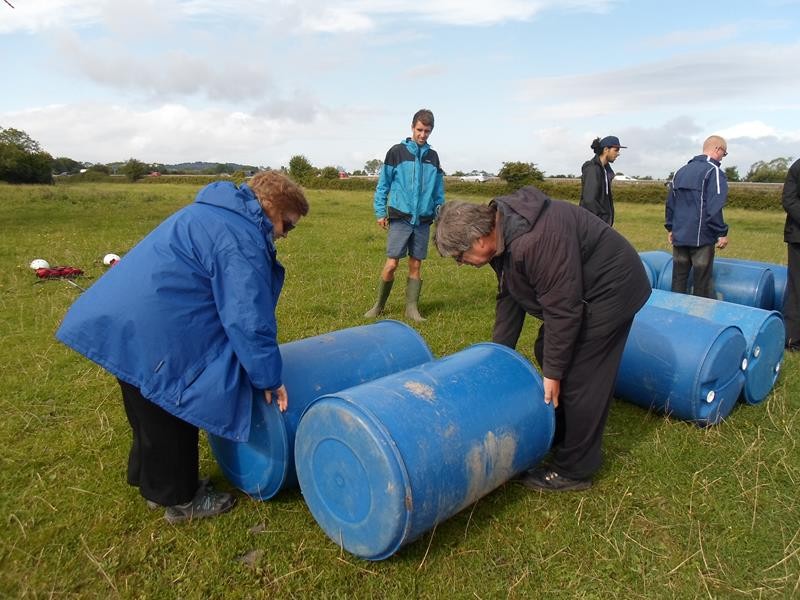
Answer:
[
  {"left": 146, "top": 477, "right": 214, "bottom": 510},
  {"left": 518, "top": 467, "right": 592, "bottom": 492},
  {"left": 164, "top": 488, "right": 236, "bottom": 524}
]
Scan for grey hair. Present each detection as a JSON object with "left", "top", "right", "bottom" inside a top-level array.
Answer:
[{"left": 435, "top": 201, "right": 496, "bottom": 257}]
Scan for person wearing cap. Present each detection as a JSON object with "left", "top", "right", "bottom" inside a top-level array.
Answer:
[
  {"left": 665, "top": 135, "right": 729, "bottom": 298},
  {"left": 782, "top": 157, "right": 800, "bottom": 350},
  {"left": 580, "top": 136, "right": 626, "bottom": 226}
]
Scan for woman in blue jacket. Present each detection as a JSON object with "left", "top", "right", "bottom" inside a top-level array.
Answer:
[{"left": 56, "top": 171, "right": 309, "bottom": 523}]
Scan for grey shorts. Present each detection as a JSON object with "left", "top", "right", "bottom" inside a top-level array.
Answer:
[{"left": 386, "top": 220, "right": 431, "bottom": 260}]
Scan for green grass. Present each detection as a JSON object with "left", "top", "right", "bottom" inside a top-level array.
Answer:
[{"left": 1, "top": 183, "right": 798, "bottom": 598}]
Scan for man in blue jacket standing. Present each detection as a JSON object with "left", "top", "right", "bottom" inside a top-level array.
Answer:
[
  {"left": 56, "top": 172, "right": 309, "bottom": 523},
  {"left": 665, "top": 135, "right": 730, "bottom": 298},
  {"left": 364, "top": 108, "right": 445, "bottom": 322}
]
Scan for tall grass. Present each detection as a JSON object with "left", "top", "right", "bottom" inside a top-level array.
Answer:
[{"left": 0, "top": 183, "right": 797, "bottom": 598}]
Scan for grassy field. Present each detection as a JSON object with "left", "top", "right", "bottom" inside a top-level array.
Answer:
[{"left": 1, "top": 182, "right": 798, "bottom": 599}]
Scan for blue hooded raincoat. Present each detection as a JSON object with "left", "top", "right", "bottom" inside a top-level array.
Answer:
[{"left": 56, "top": 181, "right": 284, "bottom": 441}]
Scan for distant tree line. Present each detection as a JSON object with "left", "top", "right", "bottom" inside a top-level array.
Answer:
[{"left": 0, "top": 126, "right": 794, "bottom": 186}]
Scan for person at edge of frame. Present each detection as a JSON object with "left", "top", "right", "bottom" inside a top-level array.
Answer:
[
  {"left": 782, "top": 157, "right": 800, "bottom": 351},
  {"left": 434, "top": 186, "right": 651, "bottom": 491},
  {"left": 364, "top": 108, "right": 445, "bottom": 322},
  {"left": 55, "top": 171, "right": 309, "bottom": 524}
]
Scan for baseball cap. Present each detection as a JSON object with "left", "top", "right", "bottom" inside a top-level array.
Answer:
[{"left": 599, "top": 135, "right": 626, "bottom": 149}]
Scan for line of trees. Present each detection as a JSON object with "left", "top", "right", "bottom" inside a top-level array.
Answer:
[
  {"left": 1, "top": 126, "right": 795, "bottom": 185},
  {"left": 0, "top": 127, "right": 54, "bottom": 184}
]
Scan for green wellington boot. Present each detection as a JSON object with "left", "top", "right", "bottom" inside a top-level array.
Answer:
[
  {"left": 364, "top": 279, "right": 394, "bottom": 318},
  {"left": 405, "top": 277, "right": 426, "bottom": 322}
]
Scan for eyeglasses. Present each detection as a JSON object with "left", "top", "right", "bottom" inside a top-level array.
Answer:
[
  {"left": 718, "top": 147, "right": 728, "bottom": 157},
  {"left": 282, "top": 219, "right": 296, "bottom": 233}
]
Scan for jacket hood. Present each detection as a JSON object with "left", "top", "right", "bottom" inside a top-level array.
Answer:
[
  {"left": 690, "top": 154, "right": 721, "bottom": 168},
  {"left": 491, "top": 185, "right": 552, "bottom": 247},
  {"left": 403, "top": 137, "right": 430, "bottom": 156},
  {"left": 195, "top": 181, "right": 274, "bottom": 239}
]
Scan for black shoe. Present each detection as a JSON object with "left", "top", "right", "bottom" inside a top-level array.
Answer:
[
  {"left": 145, "top": 477, "right": 213, "bottom": 510},
  {"left": 518, "top": 467, "right": 592, "bottom": 492},
  {"left": 164, "top": 488, "right": 236, "bottom": 524}
]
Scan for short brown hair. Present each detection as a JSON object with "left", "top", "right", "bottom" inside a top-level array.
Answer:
[
  {"left": 412, "top": 108, "right": 435, "bottom": 129},
  {"left": 248, "top": 171, "right": 309, "bottom": 216}
]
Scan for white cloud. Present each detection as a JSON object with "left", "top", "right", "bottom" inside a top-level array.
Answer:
[
  {"left": 403, "top": 64, "right": 448, "bottom": 80},
  {"left": 644, "top": 24, "right": 740, "bottom": 48},
  {"left": 518, "top": 42, "right": 800, "bottom": 120},
  {"left": 2, "top": 103, "right": 311, "bottom": 164},
  {"left": 52, "top": 31, "right": 273, "bottom": 103},
  {"left": 0, "top": 0, "right": 100, "bottom": 33},
  {"left": 0, "top": 0, "right": 620, "bottom": 34},
  {"left": 717, "top": 121, "right": 778, "bottom": 140},
  {"left": 298, "top": 7, "right": 376, "bottom": 33},
  {"left": 0, "top": 99, "right": 390, "bottom": 169}
]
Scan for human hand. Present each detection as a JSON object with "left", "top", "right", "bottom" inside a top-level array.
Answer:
[
  {"left": 543, "top": 377, "right": 560, "bottom": 408},
  {"left": 264, "top": 385, "right": 288, "bottom": 412},
  {"left": 377, "top": 218, "right": 388, "bottom": 230},
  {"left": 667, "top": 231, "right": 673, "bottom": 246},
  {"left": 716, "top": 236, "right": 728, "bottom": 250}
]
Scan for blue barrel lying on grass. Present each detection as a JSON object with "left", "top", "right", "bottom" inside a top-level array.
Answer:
[
  {"left": 208, "top": 320, "right": 434, "bottom": 499},
  {"left": 615, "top": 305, "right": 747, "bottom": 426},
  {"left": 640, "top": 260, "right": 657, "bottom": 288},
  {"left": 639, "top": 250, "right": 673, "bottom": 286},
  {"left": 645, "top": 289, "right": 784, "bottom": 405},
  {"left": 657, "top": 259, "right": 775, "bottom": 310},
  {"left": 295, "top": 343, "right": 554, "bottom": 560},
  {"left": 715, "top": 257, "right": 788, "bottom": 312}
]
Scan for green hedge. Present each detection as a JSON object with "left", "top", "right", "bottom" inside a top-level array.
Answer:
[
  {"left": 301, "top": 178, "right": 783, "bottom": 211},
  {"left": 439, "top": 179, "right": 784, "bottom": 212},
  {"left": 54, "top": 173, "right": 784, "bottom": 212}
]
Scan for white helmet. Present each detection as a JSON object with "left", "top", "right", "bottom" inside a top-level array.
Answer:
[
  {"left": 103, "top": 253, "right": 121, "bottom": 266},
  {"left": 30, "top": 259, "right": 50, "bottom": 270}
]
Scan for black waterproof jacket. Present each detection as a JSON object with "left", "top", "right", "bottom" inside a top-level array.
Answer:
[
  {"left": 580, "top": 156, "right": 615, "bottom": 225},
  {"left": 783, "top": 158, "right": 800, "bottom": 244},
  {"left": 490, "top": 186, "right": 651, "bottom": 380}
]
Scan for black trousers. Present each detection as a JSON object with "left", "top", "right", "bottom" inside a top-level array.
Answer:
[
  {"left": 785, "top": 242, "right": 800, "bottom": 346},
  {"left": 534, "top": 318, "right": 634, "bottom": 480},
  {"left": 118, "top": 380, "right": 199, "bottom": 506},
  {"left": 672, "top": 244, "right": 715, "bottom": 298}
]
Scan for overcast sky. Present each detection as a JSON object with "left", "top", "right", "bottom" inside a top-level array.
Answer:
[{"left": 2, "top": 0, "right": 799, "bottom": 178}]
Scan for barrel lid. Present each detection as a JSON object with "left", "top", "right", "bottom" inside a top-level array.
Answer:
[
  {"left": 695, "top": 326, "right": 747, "bottom": 425},
  {"left": 741, "top": 313, "right": 785, "bottom": 405},
  {"left": 208, "top": 399, "right": 289, "bottom": 499},
  {"left": 295, "top": 396, "right": 410, "bottom": 561}
]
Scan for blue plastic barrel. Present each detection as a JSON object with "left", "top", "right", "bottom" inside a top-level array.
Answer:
[
  {"left": 208, "top": 320, "right": 434, "bottom": 499},
  {"left": 645, "top": 289, "right": 784, "bottom": 405},
  {"left": 715, "top": 258, "right": 788, "bottom": 312},
  {"left": 639, "top": 250, "right": 672, "bottom": 286},
  {"left": 615, "top": 305, "right": 747, "bottom": 425},
  {"left": 294, "top": 343, "right": 554, "bottom": 560},
  {"left": 640, "top": 260, "right": 657, "bottom": 288},
  {"left": 657, "top": 259, "right": 775, "bottom": 310}
]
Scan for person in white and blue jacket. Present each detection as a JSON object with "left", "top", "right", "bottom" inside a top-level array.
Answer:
[
  {"left": 665, "top": 135, "right": 730, "bottom": 298},
  {"left": 56, "top": 171, "right": 309, "bottom": 524},
  {"left": 364, "top": 108, "right": 445, "bottom": 322}
]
